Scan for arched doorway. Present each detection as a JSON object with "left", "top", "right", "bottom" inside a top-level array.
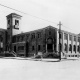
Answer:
[{"left": 47, "top": 38, "right": 53, "bottom": 52}]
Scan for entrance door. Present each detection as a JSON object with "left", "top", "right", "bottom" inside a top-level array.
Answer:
[
  {"left": 14, "top": 46, "right": 16, "bottom": 52},
  {"left": 47, "top": 38, "right": 53, "bottom": 52}
]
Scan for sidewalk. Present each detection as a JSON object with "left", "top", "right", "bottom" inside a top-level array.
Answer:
[{"left": 0, "top": 57, "right": 79, "bottom": 62}]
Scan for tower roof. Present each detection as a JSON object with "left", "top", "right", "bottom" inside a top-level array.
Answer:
[{"left": 6, "top": 13, "right": 22, "bottom": 18}]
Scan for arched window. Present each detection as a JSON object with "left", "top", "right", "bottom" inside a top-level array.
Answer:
[
  {"left": 64, "top": 43, "right": 67, "bottom": 52},
  {"left": 73, "top": 45, "right": 76, "bottom": 53},
  {"left": 69, "top": 44, "right": 72, "bottom": 52}
]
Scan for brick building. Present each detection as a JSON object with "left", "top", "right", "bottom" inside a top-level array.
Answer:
[{"left": 0, "top": 13, "right": 80, "bottom": 58}]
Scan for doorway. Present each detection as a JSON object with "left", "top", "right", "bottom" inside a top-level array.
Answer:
[
  {"left": 14, "top": 46, "right": 16, "bottom": 52},
  {"left": 47, "top": 38, "right": 53, "bottom": 52}
]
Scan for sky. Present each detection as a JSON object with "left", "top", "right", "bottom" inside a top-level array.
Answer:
[{"left": 0, "top": 0, "right": 80, "bottom": 34}]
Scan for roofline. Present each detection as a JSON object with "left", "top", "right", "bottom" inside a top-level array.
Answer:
[{"left": 6, "top": 13, "right": 22, "bottom": 17}]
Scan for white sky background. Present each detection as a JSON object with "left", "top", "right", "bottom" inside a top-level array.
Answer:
[{"left": 0, "top": 0, "right": 80, "bottom": 34}]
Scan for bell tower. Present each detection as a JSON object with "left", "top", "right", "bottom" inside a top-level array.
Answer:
[{"left": 6, "top": 13, "right": 22, "bottom": 51}]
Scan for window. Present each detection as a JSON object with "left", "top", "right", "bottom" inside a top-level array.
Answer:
[
  {"left": 32, "top": 46, "right": 35, "bottom": 51},
  {"left": 31, "top": 33, "right": 35, "bottom": 39},
  {"left": 64, "top": 43, "right": 67, "bottom": 52},
  {"left": 74, "top": 36, "right": 76, "bottom": 41},
  {"left": 17, "top": 36, "right": 20, "bottom": 42},
  {"left": 69, "top": 35, "right": 72, "bottom": 41},
  {"left": 73, "top": 45, "right": 76, "bottom": 53},
  {"left": 38, "top": 45, "right": 41, "bottom": 51},
  {"left": 21, "top": 35, "right": 25, "bottom": 41},
  {"left": 18, "top": 46, "right": 24, "bottom": 51},
  {"left": 78, "top": 37, "right": 80, "bottom": 42},
  {"left": 77, "top": 45, "right": 80, "bottom": 52},
  {"left": 49, "top": 31, "right": 51, "bottom": 35},
  {"left": 15, "top": 20, "right": 19, "bottom": 25},
  {"left": 15, "top": 20, "right": 19, "bottom": 29},
  {"left": 8, "top": 19, "right": 10, "bottom": 25},
  {"left": 38, "top": 32, "right": 41, "bottom": 38},
  {"left": 12, "top": 36, "right": 16, "bottom": 43},
  {"left": 64, "top": 33, "right": 68, "bottom": 40},
  {"left": 69, "top": 44, "right": 72, "bottom": 52}
]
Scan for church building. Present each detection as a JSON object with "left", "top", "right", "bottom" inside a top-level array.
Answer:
[{"left": 0, "top": 13, "right": 80, "bottom": 58}]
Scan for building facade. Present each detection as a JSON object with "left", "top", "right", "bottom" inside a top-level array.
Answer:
[{"left": 0, "top": 13, "right": 80, "bottom": 58}]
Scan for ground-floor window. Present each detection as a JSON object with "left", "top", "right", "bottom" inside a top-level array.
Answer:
[
  {"left": 64, "top": 43, "right": 67, "bottom": 52},
  {"left": 73, "top": 45, "right": 76, "bottom": 53},
  {"left": 18, "top": 46, "right": 24, "bottom": 51},
  {"left": 32, "top": 46, "right": 35, "bottom": 51},
  {"left": 69, "top": 44, "right": 72, "bottom": 52},
  {"left": 77, "top": 45, "right": 80, "bottom": 53},
  {"left": 38, "top": 45, "right": 41, "bottom": 51}
]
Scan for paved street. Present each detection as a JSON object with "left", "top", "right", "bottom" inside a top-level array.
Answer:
[{"left": 0, "top": 58, "right": 80, "bottom": 80}]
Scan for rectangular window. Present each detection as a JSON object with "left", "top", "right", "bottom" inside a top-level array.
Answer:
[
  {"left": 49, "top": 31, "right": 51, "bottom": 35},
  {"left": 38, "top": 45, "right": 41, "bottom": 51},
  {"left": 12, "top": 36, "right": 16, "bottom": 43},
  {"left": 64, "top": 33, "right": 68, "bottom": 40},
  {"left": 78, "top": 37, "right": 80, "bottom": 42},
  {"left": 32, "top": 46, "right": 35, "bottom": 51},
  {"left": 15, "top": 20, "right": 19, "bottom": 25},
  {"left": 8, "top": 19, "right": 10, "bottom": 25},
  {"left": 69, "top": 35, "right": 72, "bottom": 41},
  {"left": 17, "top": 36, "right": 20, "bottom": 42},
  {"left": 38, "top": 32, "right": 41, "bottom": 38},
  {"left": 15, "top": 20, "right": 19, "bottom": 29},
  {"left": 18, "top": 46, "right": 24, "bottom": 51},
  {"left": 31, "top": 33, "right": 35, "bottom": 39},
  {"left": 21, "top": 35, "right": 25, "bottom": 41},
  {"left": 74, "top": 36, "right": 76, "bottom": 41}
]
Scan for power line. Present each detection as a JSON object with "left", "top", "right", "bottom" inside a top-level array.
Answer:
[
  {"left": 0, "top": 3, "right": 76, "bottom": 32},
  {"left": 0, "top": 3, "right": 57, "bottom": 25}
]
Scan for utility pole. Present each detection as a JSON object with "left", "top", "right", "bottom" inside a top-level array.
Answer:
[{"left": 58, "top": 21, "right": 62, "bottom": 60}]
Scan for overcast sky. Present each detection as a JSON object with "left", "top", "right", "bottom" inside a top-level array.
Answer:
[{"left": 0, "top": 0, "right": 80, "bottom": 34}]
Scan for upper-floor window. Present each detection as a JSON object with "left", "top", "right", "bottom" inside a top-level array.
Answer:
[
  {"left": 64, "top": 33, "right": 68, "bottom": 40},
  {"left": 21, "top": 35, "right": 25, "bottom": 41},
  {"left": 78, "top": 37, "right": 80, "bottom": 42},
  {"left": 7, "top": 19, "right": 10, "bottom": 28},
  {"left": 37, "top": 32, "right": 41, "bottom": 38},
  {"left": 15, "top": 20, "right": 19, "bottom": 25},
  {"left": 17, "top": 36, "right": 20, "bottom": 42},
  {"left": 15, "top": 20, "right": 19, "bottom": 29},
  {"left": 74, "top": 36, "right": 76, "bottom": 41},
  {"left": 69, "top": 35, "right": 72, "bottom": 41},
  {"left": 8, "top": 19, "right": 10, "bottom": 25},
  {"left": 49, "top": 31, "right": 51, "bottom": 35},
  {"left": 31, "top": 33, "right": 35, "bottom": 39},
  {"left": 12, "top": 36, "right": 16, "bottom": 43}
]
